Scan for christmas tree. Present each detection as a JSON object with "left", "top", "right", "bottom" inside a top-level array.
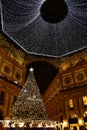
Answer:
[{"left": 9, "top": 68, "right": 48, "bottom": 121}]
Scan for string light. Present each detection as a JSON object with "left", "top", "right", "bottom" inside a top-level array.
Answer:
[{"left": 1, "top": 0, "right": 87, "bottom": 57}]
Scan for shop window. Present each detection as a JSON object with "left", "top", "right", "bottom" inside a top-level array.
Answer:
[
  {"left": 69, "top": 118, "right": 78, "bottom": 124},
  {"left": 69, "top": 99, "right": 74, "bottom": 109},
  {"left": 83, "top": 96, "right": 87, "bottom": 106},
  {"left": 0, "top": 91, "right": 5, "bottom": 105},
  {"left": 69, "top": 114, "right": 78, "bottom": 124}
]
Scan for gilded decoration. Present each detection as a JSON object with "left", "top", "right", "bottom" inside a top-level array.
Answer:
[
  {"left": 0, "top": 34, "right": 27, "bottom": 119},
  {"left": 74, "top": 70, "right": 87, "bottom": 83},
  {"left": 62, "top": 74, "right": 73, "bottom": 86},
  {"left": 1, "top": 62, "right": 12, "bottom": 77},
  {"left": 13, "top": 69, "right": 23, "bottom": 83}
]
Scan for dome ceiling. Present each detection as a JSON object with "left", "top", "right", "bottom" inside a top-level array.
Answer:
[{"left": 0, "top": 0, "right": 87, "bottom": 57}]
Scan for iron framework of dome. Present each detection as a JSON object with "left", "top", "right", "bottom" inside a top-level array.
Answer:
[{"left": 0, "top": 0, "right": 87, "bottom": 58}]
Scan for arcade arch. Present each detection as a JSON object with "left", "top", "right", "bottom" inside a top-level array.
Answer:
[{"left": 27, "top": 60, "right": 58, "bottom": 95}]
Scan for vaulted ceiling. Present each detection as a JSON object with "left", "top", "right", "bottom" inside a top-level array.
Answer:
[
  {"left": 0, "top": 0, "right": 87, "bottom": 94},
  {"left": 0, "top": 0, "right": 87, "bottom": 58}
]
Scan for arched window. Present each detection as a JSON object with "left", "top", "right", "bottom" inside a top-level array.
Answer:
[
  {"left": 69, "top": 99, "right": 74, "bottom": 108},
  {"left": 83, "top": 111, "right": 87, "bottom": 117},
  {"left": 83, "top": 111, "right": 87, "bottom": 123},
  {"left": 83, "top": 96, "right": 87, "bottom": 106}
]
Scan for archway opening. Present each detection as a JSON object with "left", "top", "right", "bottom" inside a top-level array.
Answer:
[{"left": 27, "top": 61, "right": 58, "bottom": 95}]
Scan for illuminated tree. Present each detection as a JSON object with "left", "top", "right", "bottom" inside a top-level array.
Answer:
[{"left": 9, "top": 68, "right": 48, "bottom": 121}]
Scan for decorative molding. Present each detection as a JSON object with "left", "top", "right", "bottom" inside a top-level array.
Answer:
[
  {"left": 1, "top": 62, "right": 12, "bottom": 77},
  {"left": 74, "top": 70, "right": 87, "bottom": 83},
  {"left": 62, "top": 74, "right": 74, "bottom": 86},
  {"left": 13, "top": 69, "right": 23, "bottom": 83}
]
